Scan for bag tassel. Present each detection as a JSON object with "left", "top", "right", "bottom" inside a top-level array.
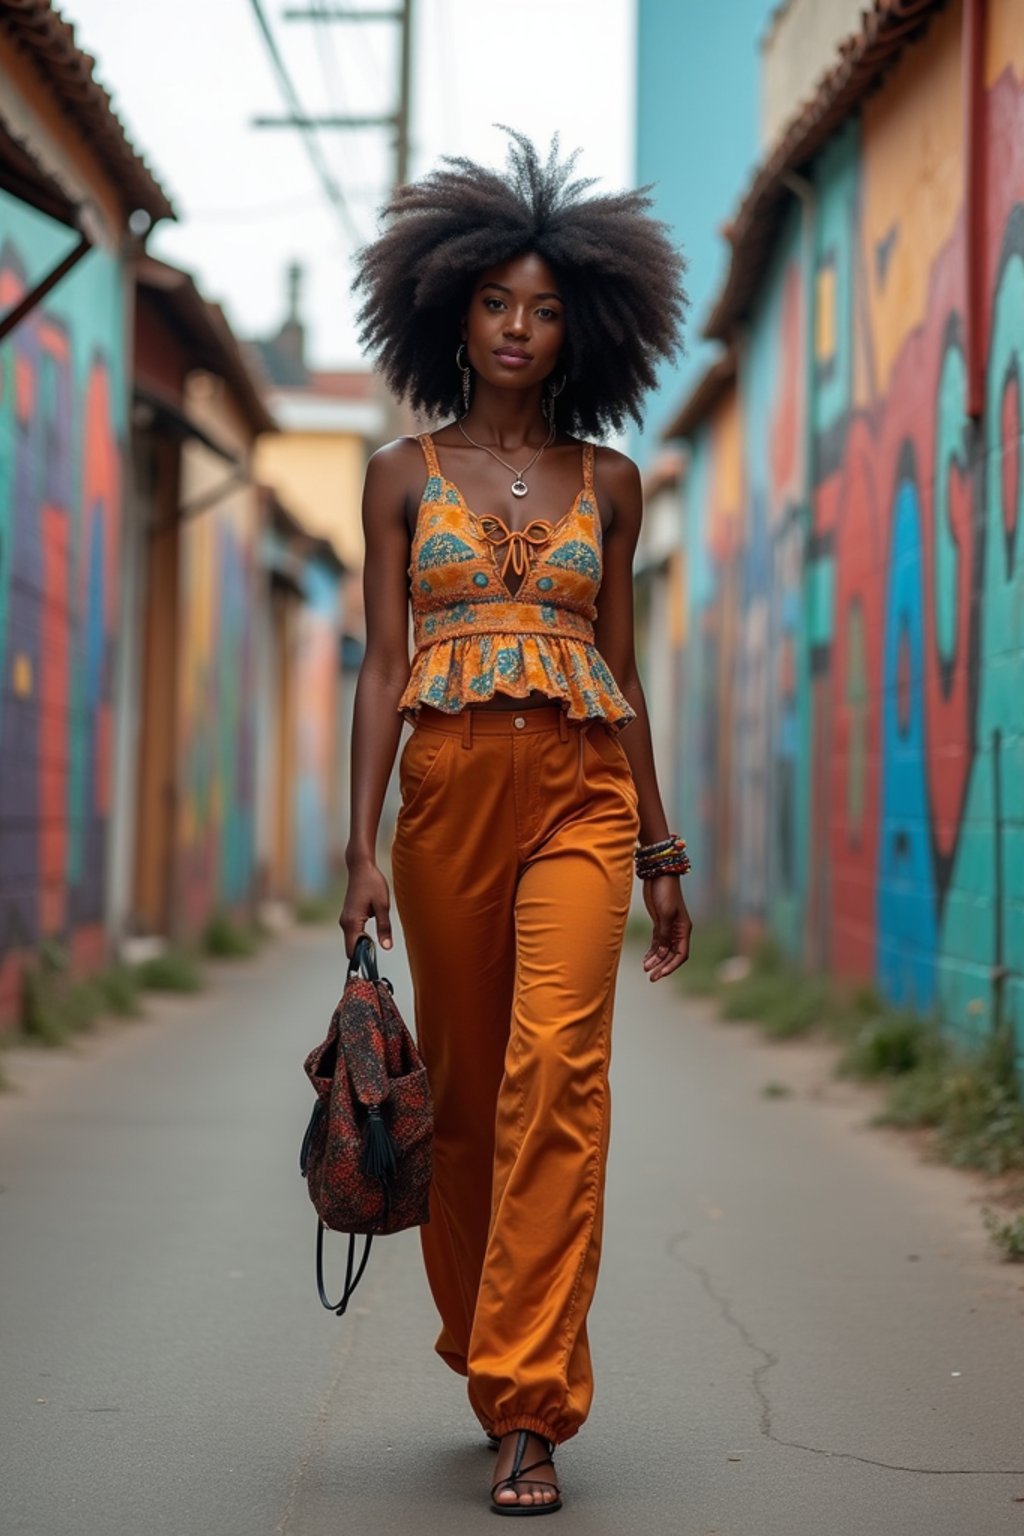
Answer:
[{"left": 360, "top": 1104, "right": 398, "bottom": 1182}]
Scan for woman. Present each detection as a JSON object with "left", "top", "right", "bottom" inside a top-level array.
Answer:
[{"left": 340, "top": 132, "right": 692, "bottom": 1516}]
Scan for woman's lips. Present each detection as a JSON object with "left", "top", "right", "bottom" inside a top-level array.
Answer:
[{"left": 493, "top": 349, "right": 532, "bottom": 368}]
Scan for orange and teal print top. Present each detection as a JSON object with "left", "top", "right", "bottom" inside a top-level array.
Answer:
[{"left": 398, "top": 433, "right": 635, "bottom": 728}]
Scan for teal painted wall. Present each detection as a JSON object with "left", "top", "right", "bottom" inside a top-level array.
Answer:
[
  {"left": 0, "top": 193, "right": 126, "bottom": 1018},
  {"left": 635, "top": 0, "right": 776, "bottom": 445},
  {"left": 675, "top": 8, "right": 1024, "bottom": 1062}
]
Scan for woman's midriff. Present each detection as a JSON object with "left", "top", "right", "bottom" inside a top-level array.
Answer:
[{"left": 467, "top": 689, "right": 555, "bottom": 712}]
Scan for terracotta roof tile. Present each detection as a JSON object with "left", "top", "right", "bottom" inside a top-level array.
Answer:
[
  {"left": 661, "top": 347, "right": 737, "bottom": 441},
  {"left": 0, "top": 0, "right": 174, "bottom": 223},
  {"left": 704, "top": 0, "right": 947, "bottom": 342},
  {"left": 137, "top": 256, "right": 275, "bottom": 435}
]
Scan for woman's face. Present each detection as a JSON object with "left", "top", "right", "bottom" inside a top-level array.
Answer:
[{"left": 463, "top": 251, "right": 566, "bottom": 393}]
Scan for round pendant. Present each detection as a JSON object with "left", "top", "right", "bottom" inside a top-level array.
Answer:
[{"left": 511, "top": 478, "right": 528, "bottom": 498}]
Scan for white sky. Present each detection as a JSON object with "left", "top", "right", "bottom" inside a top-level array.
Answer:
[{"left": 59, "top": 0, "right": 636, "bottom": 366}]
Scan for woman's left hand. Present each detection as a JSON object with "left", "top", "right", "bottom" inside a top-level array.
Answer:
[{"left": 642, "top": 875, "right": 693, "bottom": 981}]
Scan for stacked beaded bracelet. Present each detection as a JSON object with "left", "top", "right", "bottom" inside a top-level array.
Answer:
[{"left": 634, "top": 834, "right": 692, "bottom": 880}]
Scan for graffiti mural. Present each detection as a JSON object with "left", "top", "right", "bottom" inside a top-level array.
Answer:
[
  {"left": 0, "top": 199, "right": 125, "bottom": 1016},
  {"left": 293, "top": 558, "right": 339, "bottom": 896},
  {"left": 177, "top": 495, "right": 258, "bottom": 931},
  {"left": 679, "top": 0, "right": 1024, "bottom": 1058}
]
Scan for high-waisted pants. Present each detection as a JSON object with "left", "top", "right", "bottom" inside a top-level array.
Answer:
[{"left": 390, "top": 702, "right": 640, "bottom": 1447}]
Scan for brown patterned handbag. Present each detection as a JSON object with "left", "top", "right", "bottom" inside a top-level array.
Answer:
[{"left": 300, "top": 934, "right": 433, "bottom": 1315}]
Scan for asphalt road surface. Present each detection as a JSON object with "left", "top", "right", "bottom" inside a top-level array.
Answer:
[{"left": 2, "top": 923, "right": 1023, "bottom": 1536}]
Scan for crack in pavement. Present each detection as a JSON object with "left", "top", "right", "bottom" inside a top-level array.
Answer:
[
  {"left": 275, "top": 1312, "right": 358, "bottom": 1533},
  {"left": 667, "top": 1231, "right": 1024, "bottom": 1477}
]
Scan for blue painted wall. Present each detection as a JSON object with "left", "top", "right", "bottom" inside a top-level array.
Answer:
[{"left": 634, "top": 0, "right": 776, "bottom": 448}]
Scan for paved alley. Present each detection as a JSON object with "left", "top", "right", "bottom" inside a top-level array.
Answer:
[{"left": 2, "top": 924, "right": 1023, "bottom": 1536}]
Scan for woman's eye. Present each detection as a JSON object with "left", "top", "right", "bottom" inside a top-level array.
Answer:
[
  {"left": 483, "top": 297, "right": 505, "bottom": 311},
  {"left": 536, "top": 308, "right": 560, "bottom": 322}
]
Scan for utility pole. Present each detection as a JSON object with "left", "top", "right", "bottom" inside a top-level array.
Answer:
[{"left": 260, "top": 0, "right": 413, "bottom": 195}]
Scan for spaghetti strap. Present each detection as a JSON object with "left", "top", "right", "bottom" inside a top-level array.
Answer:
[
  {"left": 582, "top": 441, "right": 596, "bottom": 498},
  {"left": 417, "top": 432, "right": 441, "bottom": 477}
]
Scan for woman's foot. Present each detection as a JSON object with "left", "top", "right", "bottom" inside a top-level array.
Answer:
[{"left": 490, "top": 1429, "right": 561, "bottom": 1513}]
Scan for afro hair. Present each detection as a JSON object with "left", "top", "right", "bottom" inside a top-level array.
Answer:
[{"left": 353, "top": 129, "right": 688, "bottom": 439}]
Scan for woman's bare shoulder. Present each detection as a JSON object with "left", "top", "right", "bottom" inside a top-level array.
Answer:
[
  {"left": 363, "top": 435, "right": 430, "bottom": 509},
  {"left": 366, "top": 434, "right": 429, "bottom": 476},
  {"left": 592, "top": 444, "right": 641, "bottom": 511}
]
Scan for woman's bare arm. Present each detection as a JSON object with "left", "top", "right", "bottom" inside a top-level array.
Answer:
[
  {"left": 339, "top": 439, "right": 419, "bottom": 954},
  {"left": 593, "top": 447, "right": 692, "bottom": 979}
]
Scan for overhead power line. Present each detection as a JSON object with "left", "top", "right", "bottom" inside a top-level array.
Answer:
[
  {"left": 246, "top": 0, "right": 365, "bottom": 247},
  {"left": 277, "top": 0, "right": 412, "bottom": 190},
  {"left": 309, "top": 0, "right": 346, "bottom": 122}
]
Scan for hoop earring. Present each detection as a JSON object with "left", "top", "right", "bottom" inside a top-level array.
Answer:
[
  {"left": 543, "top": 371, "right": 566, "bottom": 426},
  {"left": 455, "top": 342, "right": 472, "bottom": 414}
]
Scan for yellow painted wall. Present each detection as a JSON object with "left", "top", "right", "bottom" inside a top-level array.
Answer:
[
  {"left": 986, "top": 0, "right": 1024, "bottom": 85},
  {"left": 858, "top": 1, "right": 964, "bottom": 399},
  {"left": 707, "top": 383, "right": 744, "bottom": 561},
  {"left": 255, "top": 431, "right": 366, "bottom": 570}
]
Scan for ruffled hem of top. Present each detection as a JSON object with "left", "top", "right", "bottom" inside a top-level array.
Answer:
[{"left": 398, "top": 634, "right": 635, "bottom": 728}]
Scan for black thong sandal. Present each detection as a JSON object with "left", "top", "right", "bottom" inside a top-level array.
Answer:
[{"left": 490, "top": 1429, "right": 562, "bottom": 1517}]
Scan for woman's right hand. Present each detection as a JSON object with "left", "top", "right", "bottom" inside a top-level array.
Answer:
[{"left": 338, "top": 856, "right": 393, "bottom": 956}]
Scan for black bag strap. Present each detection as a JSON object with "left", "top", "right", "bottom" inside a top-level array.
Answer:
[
  {"left": 348, "top": 933, "right": 394, "bottom": 997},
  {"left": 315, "top": 1220, "right": 373, "bottom": 1316},
  {"left": 348, "top": 933, "right": 378, "bottom": 981}
]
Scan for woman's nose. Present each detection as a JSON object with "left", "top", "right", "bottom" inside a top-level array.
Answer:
[{"left": 504, "top": 309, "right": 530, "bottom": 337}]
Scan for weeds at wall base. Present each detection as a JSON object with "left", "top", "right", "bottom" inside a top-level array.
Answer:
[
  {"left": 202, "top": 912, "right": 262, "bottom": 959},
  {"left": 134, "top": 948, "right": 204, "bottom": 993},
  {"left": 20, "top": 958, "right": 141, "bottom": 1047},
  {"left": 20, "top": 947, "right": 105, "bottom": 1047},
  {"left": 982, "top": 1207, "right": 1024, "bottom": 1261},
  {"left": 671, "top": 920, "right": 1024, "bottom": 1251}
]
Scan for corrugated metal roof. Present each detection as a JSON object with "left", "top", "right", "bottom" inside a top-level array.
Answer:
[
  {"left": 0, "top": 0, "right": 175, "bottom": 223},
  {"left": 703, "top": 0, "right": 947, "bottom": 342}
]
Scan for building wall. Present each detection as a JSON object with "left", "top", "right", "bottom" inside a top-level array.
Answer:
[
  {"left": 254, "top": 430, "right": 365, "bottom": 569},
  {"left": 0, "top": 194, "right": 126, "bottom": 1021},
  {"left": 679, "top": 0, "right": 1024, "bottom": 1058},
  {"left": 174, "top": 378, "right": 260, "bottom": 932},
  {"left": 292, "top": 557, "right": 340, "bottom": 896},
  {"left": 635, "top": 0, "right": 777, "bottom": 442}
]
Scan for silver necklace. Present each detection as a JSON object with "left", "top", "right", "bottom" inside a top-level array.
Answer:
[{"left": 456, "top": 418, "right": 555, "bottom": 498}]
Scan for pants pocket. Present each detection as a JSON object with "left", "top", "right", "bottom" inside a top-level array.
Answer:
[{"left": 398, "top": 730, "right": 454, "bottom": 817}]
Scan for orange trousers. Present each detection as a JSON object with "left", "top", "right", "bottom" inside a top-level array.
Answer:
[{"left": 390, "top": 702, "right": 639, "bottom": 1446}]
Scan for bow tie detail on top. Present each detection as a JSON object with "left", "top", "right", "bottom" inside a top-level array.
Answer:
[{"left": 478, "top": 515, "right": 555, "bottom": 581}]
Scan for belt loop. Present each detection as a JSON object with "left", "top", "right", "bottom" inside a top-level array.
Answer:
[
  {"left": 462, "top": 708, "right": 473, "bottom": 750},
  {"left": 558, "top": 710, "right": 568, "bottom": 742}
]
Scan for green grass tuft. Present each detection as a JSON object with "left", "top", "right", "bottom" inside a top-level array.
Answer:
[
  {"left": 982, "top": 1207, "right": 1024, "bottom": 1261},
  {"left": 838, "top": 1011, "right": 937, "bottom": 1080},
  {"left": 22, "top": 966, "right": 71, "bottom": 1046},
  {"left": 760, "top": 978, "right": 832, "bottom": 1040},
  {"left": 202, "top": 912, "right": 261, "bottom": 959},
  {"left": 718, "top": 970, "right": 791, "bottom": 1022},
  {"left": 21, "top": 959, "right": 104, "bottom": 1045},
  {"left": 135, "top": 948, "right": 204, "bottom": 993},
  {"left": 96, "top": 965, "right": 145, "bottom": 1019},
  {"left": 875, "top": 1032, "right": 1024, "bottom": 1176}
]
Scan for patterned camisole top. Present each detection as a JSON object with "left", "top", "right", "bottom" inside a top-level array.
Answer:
[{"left": 397, "top": 433, "right": 635, "bottom": 728}]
